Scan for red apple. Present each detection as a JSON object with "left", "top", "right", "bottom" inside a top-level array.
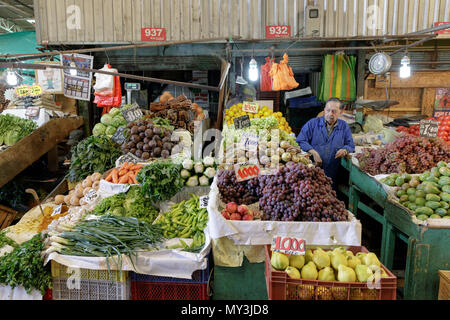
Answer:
[
  {"left": 226, "top": 202, "right": 238, "bottom": 214},
  {"left": 230, "top": 213, "right": 242, "bottom": 221},
  {"left": 221, "top": 210, "right": 231, "bottom": 220},
  {"left": 242, "top": 214, "right": 254, "bottom": 221},
  {"left": 237, "top": 204, "right": 249, "bottom": 216}
]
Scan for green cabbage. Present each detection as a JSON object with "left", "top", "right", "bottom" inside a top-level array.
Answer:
[
  {"left": 105, "top": 126, "right": 117, "bottom": 136},
  {"left": 111, "top": 115, "right": 127, "bottom": 127},
  {"left": 109, "top": 107, "right": 121, "bottom": 117},
  {"left": 100, "top": 113, "right": 114, "bottom": 126},
  {"left": 92, "top": 123, "right": 107, "bottom": 136}
]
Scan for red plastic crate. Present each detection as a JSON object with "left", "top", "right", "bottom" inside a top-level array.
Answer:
[
  {"left": 43, "top": 289, "right": 52, "bottom": 300},
  {"left": 131, "top": 281, "right": 209, "bottom": 300},
  {"left": 265, "top": 245, "right": 397, "bottom": 300}
]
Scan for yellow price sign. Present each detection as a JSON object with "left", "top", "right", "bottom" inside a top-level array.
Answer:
[
  {"left": 15, "top": 85, "right": 30, "bottom": 97},
  {"left": 242, "top": 101, "right": 259, "bottom": 114},
  {"left": 29, "top": 85, "right": 43, "bottom": 97}
]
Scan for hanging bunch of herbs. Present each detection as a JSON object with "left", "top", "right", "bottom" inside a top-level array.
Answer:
[{"left": 67, "top": 135, "right": 122, "bottom": 182}]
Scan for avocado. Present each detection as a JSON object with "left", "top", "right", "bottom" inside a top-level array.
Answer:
[
  {"left": 415, "top": 207, "right": 434, "bottom": 216},
  {"left": 426, "top": 194, "right": 441, "bottom": 202},
  {"left": 440, "top": 192, "right": 450, "bottom": 202},
  {"left": 439, "top": 166, "right": 450, "bottom": 177},
  {"left": 425, "top": 201, "right": 441, "bottom": 210},
  {"left": 419, "top": 172, "right": 430, "bottom": 182},
  {"left": 416, "top": 214, "right": 429, "bottom": 221},
  {"left": 431, "top": 167, "right": 441, "bottom": 178},
  {"left": 399, "top": 195, "right": 409, "bottom": 203},
  {"left": 430, "top": 214, "right": 442, "bottom": 219},
  {"left": 440, "top": 201, "right": 450, "bottom": 210},
  {"left": 439, "top": 176, "right": 450, "bottom": 186},
  {"left": 424, "top": 185, "right": 441, "bottom": 195},
  {"left": 408, "top": 194, "right": 416, "bottom": 203},
  {"left": 442, "top": 185, "right": 450, "bottom": 194},
  {"left": 415, "top": 190, "right": 426, "bottom": 198},
  {"left": 408, "top": 203, "right": 418, "bottom": 211},
  {"left": 395, "top": 177, "right": 405, "bottom": 187},
  {"left": 397, "top": 190, "right": 407, "bottom": 197},
  {"left": 407, "top": 188, "right": 417, "bottom": 196},
  {"left": 415, "top": 197, "right": 426, "bottom": 206},
  {"left": 425, "top": 176, "right": 439, "bottom": 184},
  {"left": 435, "top": 208, "right": 448, "bottom": 217}
]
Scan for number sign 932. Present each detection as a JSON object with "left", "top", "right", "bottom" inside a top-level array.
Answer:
[
  {"left": 266, "top": 26, "right": 291, "bottom": 39},
  {"left": 271, "top": 236, "right": 306, "bottom": 256}
]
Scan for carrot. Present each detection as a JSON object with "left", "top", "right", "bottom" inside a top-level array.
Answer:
[
  {"left": 118, "top": 169, "right": 128, "bottom": 177},
  {"left": 121, "top": 162, "right": 129, "bottom": 169},
  {"left": 124, "top": 163, "right": 134, "bottom": 170},
  {"left": 131, "top": 174, "right": 139, "bottom": 185},
  {"left": 105, "top": 170, "right": 114, "bottom": 181},
  {"left": 128, "top": 177, "right": 134, "bottom": 184},
  {"left": 112, "top": 169, "right": 119, "bottom": 184},
  {"left": 118, "top": 175, "right": 129, "bottom": 184},
  {"left": 130, "top": 164, "right": 144, "bottom": 171}
]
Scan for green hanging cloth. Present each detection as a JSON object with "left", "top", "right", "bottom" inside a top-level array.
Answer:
[{"left": 318, "top": 54, "right": 357, "bottom": 103}]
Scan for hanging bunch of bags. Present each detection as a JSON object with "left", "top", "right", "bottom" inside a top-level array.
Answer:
[
  {"left": 93, "top": 64, "right": 122, "bottom": 115},
  {"left": 268, "top": 53, "right": 299, "bottom": 91}
]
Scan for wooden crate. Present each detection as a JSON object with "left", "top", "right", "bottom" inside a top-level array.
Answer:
[
  {"left": 0, "top": 204, "right": 18, "bottom": 230},
  {"left": 438, "top": 270, "right": 450, "bottom": 300}
]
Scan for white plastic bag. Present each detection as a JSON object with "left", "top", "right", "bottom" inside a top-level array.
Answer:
[{"left": 93, "top": 64, "right": 117, "bottom": 94}]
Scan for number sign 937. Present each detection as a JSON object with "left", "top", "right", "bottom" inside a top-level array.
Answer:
[
  {"left": 271, "top": 236, "right": 306, "bottom": 256},
  {"left": 141, "top": 28, "right": 165, "bottom": 41}
]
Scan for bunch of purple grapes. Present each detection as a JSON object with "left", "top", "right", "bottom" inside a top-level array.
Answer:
[
  {"left": 356, "top": 135, "right": 450, "bottom": 175},
  {"left": 217, "top": 163, "right": 348, "bottom": 222}
]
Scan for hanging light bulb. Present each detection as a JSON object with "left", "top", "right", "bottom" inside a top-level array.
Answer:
[
  {"left": 248, "top": 58, "right": 259, "bottom": 82},
  {"left": 69, "top": 61, "right": 77, "bottom": 76},
  {"left": 5, "top": 69, "right": 18, "bottom": 86},
  {"left": 399, "top": 54, "right": 411, "bottom": 79}
]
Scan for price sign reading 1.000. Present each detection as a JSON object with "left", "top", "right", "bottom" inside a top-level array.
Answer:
[
  {"left": 266, "top": 26, "right": 291, "bottom": 39},
  {"left": 234, "top": 163, "right": 260, "bottom": 182},
  {"left": 271, "top": 236, "right": 306, "bottom": 256},
  {"left": 141, "top": 28, "right": 165, "bottom": 41}
]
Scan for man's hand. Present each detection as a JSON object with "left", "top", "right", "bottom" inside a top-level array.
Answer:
[
  {"left": 335, "top": 149, "right": 349, "bottom": 159},
  {"left": 309, "top": 150, "right": 322, "bottom": 167}
]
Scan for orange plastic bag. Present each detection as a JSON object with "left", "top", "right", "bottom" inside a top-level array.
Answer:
[
  {"left": 260, "top": 57, "right": 274, "bottom": 91},
  {"left": 269, "top": 53, "right": 299, "bottom": 91}
]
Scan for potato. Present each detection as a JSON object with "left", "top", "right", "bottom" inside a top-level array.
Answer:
[
  {"left": 70, "top": 196, "right": 80, "bottom": 206},
  {"left": 74, "top": 188, "right": 84, "bottom": 199},
  {"left": 64, "top": 194, "right": 72, "bottom": 205},
  {"left": 54, "top": 195, "right": 65, "bottom": 205},
  {"left": 69, "top": 189, "right": 75, "bottom": 196},
  {"left": 91, "top": 173, "right": 102, "bottom": 181},
  {"left": 83, "top": 188, "right": 93, "bottom": 196},
  {"left": 92, "top": 181, "right": 100, "bottom": 190},
  {"left": 75, "top": 184, "right": 83, "bottom": 193},
  {"left": 82, "top": 177, "right": 93, "bottom": 188}
]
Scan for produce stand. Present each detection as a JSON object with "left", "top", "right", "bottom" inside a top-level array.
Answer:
[
  {"left": 0, "top": 116, "right": 84, "bottom": 188},
  {"left": 340, "top": 157, "right": 450, "bottom": 300}
]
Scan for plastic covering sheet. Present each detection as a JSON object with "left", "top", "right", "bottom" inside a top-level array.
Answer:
[
  {"left": 207, "top": 177, "right": 362, "bottom": 246},
  {"left": 0, "top": 285, "right": 42, "bottom": 300}
]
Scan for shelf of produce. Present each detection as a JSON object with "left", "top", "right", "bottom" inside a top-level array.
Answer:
[
  {"left": 341, "top": 157, "right": 450, "bottom": 300},
  {"left": 0, "top": 116, "right": 84, "bottom": 188}
]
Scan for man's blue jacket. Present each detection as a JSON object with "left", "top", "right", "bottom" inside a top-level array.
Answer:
[{"left": 296, "top": 117, "right": 355, "bottom": 182}]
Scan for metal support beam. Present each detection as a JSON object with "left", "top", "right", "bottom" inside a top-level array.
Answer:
[{"left": 0, "top": 17, "right": 22, "bottom": 33}]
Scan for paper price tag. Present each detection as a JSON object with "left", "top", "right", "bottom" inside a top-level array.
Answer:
[
  {"left": 115, "top": 153, "right": 142, "bottom": 168},
  {"left": 84, "top": 189, "right": 98, "bottom": 203},
  {"left": 199, "top": 196, "right": 209, "bottom": 209},
  {"left": 122, "top": 105, "right": 144, "bottom": 123},
  {"left": 234, "top": 163, "right": 261, "bottom": 182},
  {"left": 15, "top": 85, "right": 30, "bottom": 97},
  {"left": 242, "top": 102, "right": 259, "bottom": 114},
  {"left": 111, "top": 127, "right": 127, "bottom": 146},
  {"left": 233, "top": 115, "right": 251, "bottom": 130},
  {"left": 240, "top": 132, "right": 259, "bottom": 150},
  {"left": 51, "top": 204, "right": 63, "bottom": 216},
  {"left": 25, "top": 107, "right": 40, "bottom": 118},
  {"left": 29, "top": 85, "right": 43, "bottom": 97},
  {"left": 419, "top": 120, "right": 439, "bottom": 138},
  {"left": 271, "top": 236, "right": 306, "bottom": 256}
]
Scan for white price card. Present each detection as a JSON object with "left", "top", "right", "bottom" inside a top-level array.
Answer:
[
  {"left": 199, "top": 196, "right": 209, "bottom": 209},
  {"left": 84, "top": 189, "right": 98, "bottom": 203},
  {"left": 51, "top": 204, "right": 63, "bottom": 216},
  {"left": 271, "top": 235, "right": 306, "bottom": 256}
]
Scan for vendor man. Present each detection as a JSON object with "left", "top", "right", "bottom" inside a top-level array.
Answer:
[{"left": 296, "top": 98, "right": 355, "bottom": 189}]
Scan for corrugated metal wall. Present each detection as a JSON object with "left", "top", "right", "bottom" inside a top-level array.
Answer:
[{"left": 34, "top": 0, "right": 450, "bottom": 44}]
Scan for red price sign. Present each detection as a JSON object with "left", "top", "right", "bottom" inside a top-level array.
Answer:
[
  {"left": 271, "top": 236, "right": 306, "bottom": 256},
  {"left": 234, "top": 163, "right": 260, "bottom": 182},
  {"left": 266, "top": 25, "right": 291, "bottom": 39},
  {"left": 141, "top": 28, "right": 166, "bottom": 41},
  {"left": 434, "top": 22, "right": 450, "bottom": 34},
  {"left": 242, "top": 101, "right": 259, "bottom": 114}
]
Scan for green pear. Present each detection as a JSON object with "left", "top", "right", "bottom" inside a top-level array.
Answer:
[
  {"left": 312, "top": 248, "right": 331, "bottom": 269},
  {"left": 355, "top": 264, "right": 373, "bottom": 282},
  {"left": 289, "top": 254, "right": 305, "bottom": 270},
  {"left": 380, "top": 269, "right": 389, "bottom": 278},
  {"left": 305, "top": 249, "right": 314, "bottom": 264},
  {"left": 301, "top": 261, "right": 318, "bottom": 280},
  {"left": 331, "top": 251, "right": 348, "bottom": 270},
  {"left": 355, "top": 252, "right": 367, "bottom": 262},
  {"left": 347, "top": 256, "right": 362, "bottom": 269},
  {"left": 318, "top": 267, "right": 336, "bottom": 281},
  {"left": 337, "top": 264, "right": 356, "bottom": 282},
  {"left": 285, "top": 266, "right": 301, "bottom": 279},
  {"left": 333, "top": 247, "right": 347, "bottom": 255},
  {"left": 363, "top": 253, "right": 381, "bottom": 267},
  {"left": 271, "top": 251, "right": 289, "bottom": 270}
]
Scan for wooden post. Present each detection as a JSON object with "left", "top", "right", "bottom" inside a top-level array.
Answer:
[{"left": 215, "top": 59, "right": 229, "bottom": 130}]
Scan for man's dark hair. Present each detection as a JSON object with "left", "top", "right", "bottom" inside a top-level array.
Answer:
[{"left": 326, "top": 97, "right": 344, "bottom": 110}]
